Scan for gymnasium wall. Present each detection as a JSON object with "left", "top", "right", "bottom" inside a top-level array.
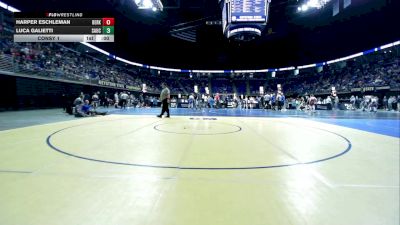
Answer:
[{"left": 0, "top": 74, "right": 148, "bottom": 111}]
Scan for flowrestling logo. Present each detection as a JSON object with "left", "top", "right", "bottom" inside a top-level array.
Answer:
[{"left": 45, "top": 13, "right": 83, "bottom": 18}]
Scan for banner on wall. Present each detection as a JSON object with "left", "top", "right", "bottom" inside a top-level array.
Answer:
[{"left": 98, "top": 80, "right": 141, "bottom": 91}]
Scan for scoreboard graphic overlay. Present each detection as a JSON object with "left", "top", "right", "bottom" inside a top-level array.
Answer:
[{"left": 14, "top": 13, "right": 114, "bottom": 42}]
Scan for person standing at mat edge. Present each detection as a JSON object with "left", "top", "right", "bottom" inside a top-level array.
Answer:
[{"left": 157, "top": 82, "right": 170, "bottom": 118}]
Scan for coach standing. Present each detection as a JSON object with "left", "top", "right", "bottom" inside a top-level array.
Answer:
[{"left": 157, "top": 82, "right": 170, "bottom": 118}]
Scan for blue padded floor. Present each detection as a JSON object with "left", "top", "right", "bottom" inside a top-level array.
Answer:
[{"left": 107, "top": 108, "right": 400, "bottom": 138}]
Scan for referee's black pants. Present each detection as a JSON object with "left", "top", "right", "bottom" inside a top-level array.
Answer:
[{"left": 160, "top": 99, "right": 169, "bottom": 116}]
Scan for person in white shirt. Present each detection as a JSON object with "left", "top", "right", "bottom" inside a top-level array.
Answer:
[
  {"left": 370, "top": 96, "right": 378, "bottom": 113},
  {"left": 244, "top": 96, "right": 249, "bottom": 109},
  {"left": 308, "top": 94, "right": 317, "bottom": 113},
  {"left": 325, "top": 96, "right": 332, "bottom": 110},
  {"left": 114, "top": 92, "right": 119, "bottom": 108},
  {"left": 264, "top": 93, "right": 271, "bottom": 110},
  {"left": 188, "top": 93, "right": 195, "bottom": 109},
  {"left": 350, "top": 95, "right": 356, "bottom": 110},
  {"left": 120, "top": 91, "right": 129, "bottom": 109},
  {"left": 92, "top": 92, "right": 99, "bottom": 109}
]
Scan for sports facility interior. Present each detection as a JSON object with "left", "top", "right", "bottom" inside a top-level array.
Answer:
[{"left": 0, "top": 0, "right": 399, "bottom": 225}]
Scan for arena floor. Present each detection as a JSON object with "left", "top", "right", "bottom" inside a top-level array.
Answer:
[{"left": 0, "top": 108, "right": 399, "bottom": 225}]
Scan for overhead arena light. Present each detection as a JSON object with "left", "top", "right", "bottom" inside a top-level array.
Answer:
[
  {"left": 298, "top": 0, "right": 330, "bottom": 12},
  {"left": 134, "top": 0, "right": 163, "bottom": 11}
]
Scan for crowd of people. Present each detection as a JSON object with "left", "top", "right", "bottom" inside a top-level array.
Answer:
[
  {"left": 67, "top": 87, "right": 399, "bottom": 117},
  {"left": 69, "top": 91, "right": 161, "bottom": 114},
  {"left": 1, "top": 38, "right": 399, "bottom": 98},
  {"left": 0, "top": 39, "right": 162, "bottom": 92},
  {"left": 285, "top": 52, "right": 400, "bottom": 95},
  {"left": 1, "top": 37, "right": 399, "bottom": 115}
]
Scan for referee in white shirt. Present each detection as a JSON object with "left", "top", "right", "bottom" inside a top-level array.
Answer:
[{"left": 157, "top": 82, "right": 170, "bottom": 118}]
